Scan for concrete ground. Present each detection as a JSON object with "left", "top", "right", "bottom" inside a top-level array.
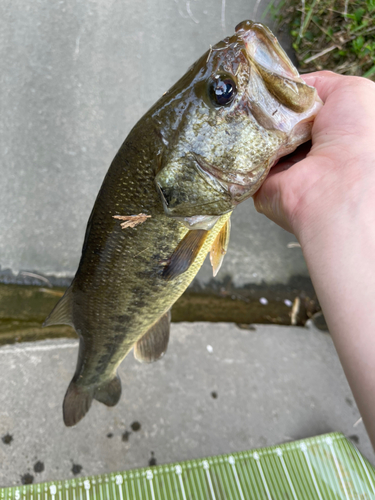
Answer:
[
  {"left": 0, "top": 322, "right": 372, "bottom": 488},
  {"left": 0, "top": 0, "right": 305, "bottom": 291}
]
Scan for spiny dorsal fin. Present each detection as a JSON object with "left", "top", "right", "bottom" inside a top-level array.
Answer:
[
  {"left": 255, "top": 64, "right": 316, "bottom": 113},
  {"left": 162, "top": 230, "right": 208, "bottom": 280},
  {"left": 134, "top": 310, "right": 171, "bottom": 363},
  {"left": 210, "top": 217, "right": 231, "bottom": 277},
  {"left": 43, "top": 286, "right": 74, "bottom": 327}
]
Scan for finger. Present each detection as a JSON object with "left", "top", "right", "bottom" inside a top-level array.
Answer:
[
  {"left": 302, "top": 71, "right": 375, "bottom": 103},
  {"left": 253, "top": 168, "right": 294, "bottom": 233},
  {"left": 266, "top": 141, "right": 311, "bottom": 180},
  {"left": 253, "top": 141, "right": 312, "bottom": 232},
  {"left": 301, "top": 71, "right": 346, "bottom": 102},
  {"left": 269, "top": 157, "right": 302, "bottom": 177}
]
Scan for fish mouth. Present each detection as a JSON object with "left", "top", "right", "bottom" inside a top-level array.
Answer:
[
  {"left": 191, "top": 152, "right": 266, "bottom": 201},
  {"left": 236, "top": 21, "right": 300, "bottom": 81}
]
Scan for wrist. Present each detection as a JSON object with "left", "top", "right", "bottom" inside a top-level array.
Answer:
[{"left": 297, "top": 187, "right": 375, "bottom": 324}]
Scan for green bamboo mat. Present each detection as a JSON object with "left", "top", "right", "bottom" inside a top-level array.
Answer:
[{"left": 2, "top": 433, "right": 375, "bottom": 499}]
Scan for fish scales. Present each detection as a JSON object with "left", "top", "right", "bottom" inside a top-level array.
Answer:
[
  {"left": 72, "top": 131, "right": 230, "bottom": 379},
  {"left": 45, "top": 20, "right": 322, "bottom": 426}
]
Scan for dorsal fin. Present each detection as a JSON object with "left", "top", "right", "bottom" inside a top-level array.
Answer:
[
  {"left": 210, "top": 217, "right": 231, "bottom": 277},
  {"left": 43, "top": 286, "right": 74, "bottom": 327},
  {"left": 134, "top": 310, "right": 171, "bottom": 363},
  {"left": 162, "top": 230, "right": 208, "bottom": 280}
]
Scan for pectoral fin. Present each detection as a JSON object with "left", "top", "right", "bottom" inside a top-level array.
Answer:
[
  {"left": 210, "top": 218, "right": 231, "bottom": 277},
  {"left": 134, "top": 311, "right": 171, "bottom": 363},
  {"left": 256, "top": 64, "right": 316, "bottom": 113},
  {"left": 162, "top": 229, "right": 208, "bottom": 280}
]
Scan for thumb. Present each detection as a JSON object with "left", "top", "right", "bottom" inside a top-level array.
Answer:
[
  {"left": 253, "top": 167, "right": 294, "bottom": 234},
  {"left": 253, "top": 143, "right": 312, "bottom": 234}
]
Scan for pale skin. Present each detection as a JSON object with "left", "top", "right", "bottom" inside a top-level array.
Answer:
[{"left": 253, "top": 71, "right": 375, "bottom": 448}]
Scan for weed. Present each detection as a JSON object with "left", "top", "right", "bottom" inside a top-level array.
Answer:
[{"left": 267, "top": 0, "right": 375, "bottom": 80}]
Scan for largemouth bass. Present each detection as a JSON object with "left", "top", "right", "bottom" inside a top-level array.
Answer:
[{"left": 45, "top": 21, "right": 322, "bottom": 426}]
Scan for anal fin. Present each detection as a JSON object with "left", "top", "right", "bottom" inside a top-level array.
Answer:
[
  {"left": 94, "top": 374, "right": 122, "bottom": 407},
  {"left": 162, "top": 230, "right": 207, "bottom": 280},
  {"left": 210, "top": 217, "right": 231, "bottom": 277},
  {"left": 134, "top": 310, "right": 171, "bottom": 363},
  {"left": 43, "top": 285, "right": 74, "bottom": 327}
]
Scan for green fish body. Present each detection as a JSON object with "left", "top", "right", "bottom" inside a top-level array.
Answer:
[{"left": 45, "top": 21, "right": 322, "bottom": 426}]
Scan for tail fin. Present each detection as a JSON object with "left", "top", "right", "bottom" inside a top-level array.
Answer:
[
  {"left": 63, "top": 375, "right": 122, "bottom": 427},
  {"left": 63, "top": 380, "right": 94, "bottom": 427},
  {"left": 43, "top": 286, "right": 74, "bottom": 327},
  {"left": 94, "top": 374, "right": 122, "bottom": 407}
]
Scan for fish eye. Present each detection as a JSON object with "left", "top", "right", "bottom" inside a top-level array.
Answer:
[{"left": 209, "top": 75, "right": 237, "bottom": 107}]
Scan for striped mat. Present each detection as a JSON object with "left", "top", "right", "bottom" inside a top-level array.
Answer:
[{"left": 1, "top": 432, "right": 374, "bottom": 499}]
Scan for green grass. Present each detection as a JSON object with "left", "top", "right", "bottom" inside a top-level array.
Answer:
[{"left": 266, "top": 0, "right": 375, "bottom": 80}]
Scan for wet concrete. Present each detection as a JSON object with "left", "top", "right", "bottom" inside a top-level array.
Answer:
[{"left": 0, "top": 322, "right": 372, "bottom": 487}]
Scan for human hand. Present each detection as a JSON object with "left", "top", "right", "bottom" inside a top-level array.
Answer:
[
  {"left": 253, "top": 71, "right": 375, "bottom": 246},
  {"left": 253, "top": 71, "right": 375, "bottom": 450}
]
